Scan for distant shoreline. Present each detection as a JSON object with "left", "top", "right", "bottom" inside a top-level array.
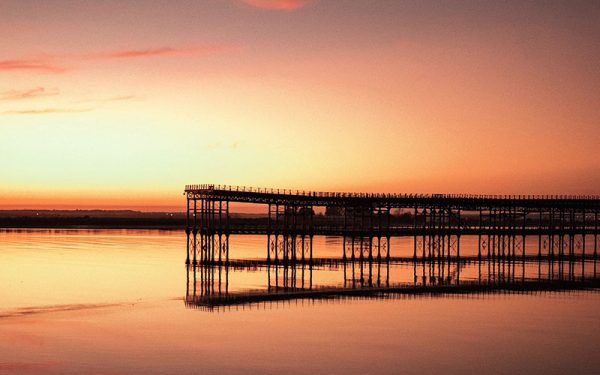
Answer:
[
  {"left": 0, "top": 224, "right": 183, "bottom": 230},
  {"left": 0, "top": 210, "right": 184, "bottom": 230},
  {"left": 0, "top": 209, "right": 264, "bottom": 230},
  {"left": 0, "top": 218, "right": 185, "bottom": 230}
]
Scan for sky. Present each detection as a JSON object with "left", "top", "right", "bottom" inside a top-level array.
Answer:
[{"left": 1, "top": 0, "right": 599, "bottom": 211}]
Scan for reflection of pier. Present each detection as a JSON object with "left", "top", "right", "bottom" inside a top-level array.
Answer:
[
  {"left": 185, "top": 257, "right": 599, "bottom": 311},
  {"left": 184, "top": 184, "right": 600, "bottom": 263}
]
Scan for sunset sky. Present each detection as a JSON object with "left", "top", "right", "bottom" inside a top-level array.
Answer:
[{"left": 1, "top": 0, "right": 599, "bottom": 211}]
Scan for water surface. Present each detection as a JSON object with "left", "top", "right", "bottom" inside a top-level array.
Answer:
[{"left": 1, "top": 229, "right": 598, "bottom": 374}]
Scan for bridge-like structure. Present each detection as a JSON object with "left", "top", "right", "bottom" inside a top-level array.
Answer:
[{"left": 184, "top": 184, "right": 600, "bottom": 264}]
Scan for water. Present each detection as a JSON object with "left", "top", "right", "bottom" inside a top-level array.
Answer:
[{"left": 1, "top": 229, "right": 599, "bottom": 374}]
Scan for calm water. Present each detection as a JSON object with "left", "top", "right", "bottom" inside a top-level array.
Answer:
[{"left": 1, "top": 229, "right": 599, "bottom": 374}]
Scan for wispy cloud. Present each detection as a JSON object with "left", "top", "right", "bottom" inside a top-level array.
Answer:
[
  {"left": 0, "top": 87, "right": 59, "bottom": 101},
  {"left": 2, "top": 108, "right": 92, "bottom": 115},
  {"left": 86, "top": 44, "right": 235, "bottom": 60},
  {"left": 241, "top": 0, "right": 313, "bottom": 10},
  {"left": 0, "top": 59, "right": 65, "bottom": 73},
  {"left": 72, "top": 94, "right": 140, "bottom": 105},
  {"left": 102, "top": 95, "right": 138, "bottom": 102},
  {"left": 0, "top": 43, "right": 238, "bottom": 74}
]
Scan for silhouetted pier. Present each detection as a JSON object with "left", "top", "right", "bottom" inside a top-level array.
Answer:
[{"left": 184, "top": 184, "right": 600, "bottom": 264}]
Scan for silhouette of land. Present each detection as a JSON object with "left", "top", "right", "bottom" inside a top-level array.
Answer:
[
  {"left": 0, "top": 210, "right": 282, "bottom": 229},
  {"left": 0, "top": 210, "right": 186, "bottom": 229}
]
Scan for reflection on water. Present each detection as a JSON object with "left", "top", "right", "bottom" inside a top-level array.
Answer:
[
  {"left": 1, "top": 230, "right": 599, "bottom": 375},
  {"left": 186, "top": 257, "right": 599, "bottom": 311}
]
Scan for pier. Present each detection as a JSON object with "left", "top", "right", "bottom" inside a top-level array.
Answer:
[{"left": 184, "top": 184, "right": 600, "bottom": 264}]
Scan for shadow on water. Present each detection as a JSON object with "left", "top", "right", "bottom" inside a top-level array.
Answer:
[{"left": 185, "top": 255, "right": 600, "bottom": 312}]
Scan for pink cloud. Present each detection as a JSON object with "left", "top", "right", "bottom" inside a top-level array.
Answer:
[
  {"left": 241, "top": 0, "right": 313, "bottom": 10},
  {"left": 87, "top": 44, "right": 234, "bottom": 60},
  {"left": 2, "top": 108, "right": 92, "bottom": 115},
  {"left": 102, "top": 95, "right": 138, "bottom": 102},
  {"left": 0, "top": 44, "right": 238, "bottom": 74},
  {"left": 0, "top": 87, "right": 59, "bottom": 101},
  {"left": 0, "top": 59, "right": 65, "bottom": 73}
]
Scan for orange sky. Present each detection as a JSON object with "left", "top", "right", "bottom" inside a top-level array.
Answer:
[{"left": 1, "top": 0, "right": 599, "bottom": 211}]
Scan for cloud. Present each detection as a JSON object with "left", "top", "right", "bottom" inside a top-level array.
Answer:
[
  {"left": 1, "top": 108, "right": 92, "bottom": 115},
  {"left": 0, "top": 43, "right": 238, "bottom": 74},
  {"left": 0, "top": 59, "right": 65, "bottom": 73},
  {"left": 87, "top": 44, "right": 234, "bottom": 60},
  {"left": 72, "top": 94, "right": 140, "bottom": 105},
  {"left": 102, "top": 95, "right": 139, "bottom": 102},
  {"left": 241, "top": 0, "right": 313, "bottom": 10},
  {"left": 0, "top": 87, "right": 59, "bottom": 101}
]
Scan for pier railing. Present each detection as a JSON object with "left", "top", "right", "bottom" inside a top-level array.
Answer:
[{"left": 185, "top": 183, "right": 600, "bottom": 201}]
